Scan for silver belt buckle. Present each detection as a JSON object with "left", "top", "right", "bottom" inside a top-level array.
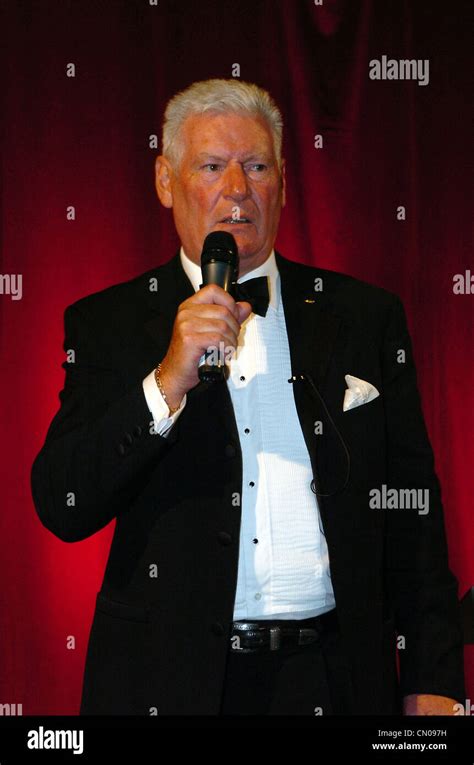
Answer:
[{"left": 231, "top": 622, "right": 261, "bottom": 652}]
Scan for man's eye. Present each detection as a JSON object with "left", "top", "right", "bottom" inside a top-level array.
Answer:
[
  {"left": 203, "top": 164, "right": 221, "bottom": 172},
  {"left": 248, "top": 164, "right": 267, "bottom": 172}
]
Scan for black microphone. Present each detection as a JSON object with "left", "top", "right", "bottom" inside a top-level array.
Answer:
[{"left": 198, "top": 231, "right": 239, "bottom": 383}]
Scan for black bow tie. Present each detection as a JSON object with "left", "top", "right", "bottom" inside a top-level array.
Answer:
[{"left": 232, "top": 276, "right": 270, "bottom": 317}]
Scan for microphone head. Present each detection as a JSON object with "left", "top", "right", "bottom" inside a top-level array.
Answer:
[{"left": 201, "top": 231, "right": 238, "bottom": 268}]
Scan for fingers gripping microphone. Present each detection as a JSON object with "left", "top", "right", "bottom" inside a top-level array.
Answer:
[{"left": 198, "top": 231, "right": 239, "bottom": 383}]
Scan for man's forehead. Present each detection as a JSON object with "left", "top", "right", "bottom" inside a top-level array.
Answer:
[{"left": 181, "top": 112, "right": 274, "bottom": 154}]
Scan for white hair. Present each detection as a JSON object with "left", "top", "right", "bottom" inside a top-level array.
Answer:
[{"left": 162, "top": 78, "right": 283, "bottom": 168}]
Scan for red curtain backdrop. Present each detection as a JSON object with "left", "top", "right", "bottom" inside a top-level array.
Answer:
[{"left": 2, "top": 0, "right": 472, "bottom": 713}]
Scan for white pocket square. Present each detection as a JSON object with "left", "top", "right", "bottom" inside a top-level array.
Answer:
[{"left": 343, "top": 374, "right": 380, "bottom": 412}]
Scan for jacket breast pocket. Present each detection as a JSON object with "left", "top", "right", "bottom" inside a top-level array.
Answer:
[{"left": 95, "top": 592, "right": 151, "bottom": 623}]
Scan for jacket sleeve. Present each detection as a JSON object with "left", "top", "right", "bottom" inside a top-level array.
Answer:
[
  {"left": 31, "top": 302, "right": 178, "bottom": 543},
  {"left": 382, "top": 295, "right": 465, "bottom": 703}
]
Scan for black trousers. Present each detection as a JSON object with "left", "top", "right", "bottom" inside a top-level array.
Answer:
[{"left": 219, "top": 614, "right": 355, "bottom": 715}]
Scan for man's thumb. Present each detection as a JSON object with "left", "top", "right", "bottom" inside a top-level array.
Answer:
[{"left": 236, "top": 301, "right": 253, "bottom": 323}]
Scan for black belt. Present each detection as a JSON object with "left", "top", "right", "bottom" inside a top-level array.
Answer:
[{"left": 230, "top": 609, "right": 338, "bottom": 653}]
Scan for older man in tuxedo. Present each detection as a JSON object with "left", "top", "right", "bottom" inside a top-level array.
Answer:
[{"left": 31, "top": 79, "right": 465, "bottom": 716}]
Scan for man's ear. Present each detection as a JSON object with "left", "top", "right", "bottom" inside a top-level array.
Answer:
[
  {"left": 155, "top": 155, "right": 173, "bottom": 208},
  {"left": 280, "top": 158, "right": 286, "bottom": 208}
]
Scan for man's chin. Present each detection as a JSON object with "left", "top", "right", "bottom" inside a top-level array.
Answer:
[{"left": 211, "top": 224, "right": 258, "bottom": 251}]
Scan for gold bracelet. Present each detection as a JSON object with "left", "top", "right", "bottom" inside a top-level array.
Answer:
[{"left": 154, "top": 363, "right": 181, "bottom": 415}]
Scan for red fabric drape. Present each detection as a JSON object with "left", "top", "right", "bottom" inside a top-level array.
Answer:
[{"left": 2, "top": 0, "right": 472, "bottom": 713}]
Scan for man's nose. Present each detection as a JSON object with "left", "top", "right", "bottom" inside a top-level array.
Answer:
[{"left": 222, "top": 163, "right": 250, "bottom": 200}]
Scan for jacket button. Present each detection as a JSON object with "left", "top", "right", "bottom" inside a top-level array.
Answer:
[
  {"left": 133, "top": 425, "right": 143, "bottom": 437},
  {"left": 117, "top": 444, "right": 126, "bottom": 456},
  {"left": 224, "top": 444, "right": 236, "bottom": 457},
  {"left": 124, "top": 433, "right": 133, "bottom": 445},
  {"left": 211, "top": 622, "right": 224, "bottom": 636},
  {"left": 217, "top": 531, "right": 232, "bottom": 546}
]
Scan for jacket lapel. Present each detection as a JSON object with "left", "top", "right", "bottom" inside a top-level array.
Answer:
[
  {"left": 276, "top": 252, "right": 343, "bottom": 495},
  {"left": 143, "top": 249, "right": 195, "bottom": 357},
  {"left": 276, "top": 252, "right": 341, "bottom": 391}
]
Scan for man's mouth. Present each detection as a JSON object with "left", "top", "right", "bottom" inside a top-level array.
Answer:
[{"left": 219, "top": 217, "right": 252, "bottom": 224}]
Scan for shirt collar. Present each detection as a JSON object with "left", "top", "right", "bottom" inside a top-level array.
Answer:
[{"left": 179, "top": 246, "right": 280, "bottom": 312}]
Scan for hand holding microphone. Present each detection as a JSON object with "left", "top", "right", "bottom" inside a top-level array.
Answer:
[{"left": 158, "top": 232, "right": 252, "bottom": 408}]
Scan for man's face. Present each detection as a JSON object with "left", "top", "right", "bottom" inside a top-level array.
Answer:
[{"left": 155, "top": 112, "right": 286, "bottom": 276}]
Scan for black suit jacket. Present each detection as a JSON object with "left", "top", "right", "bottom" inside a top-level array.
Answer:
[{"left": 31, "top": 250, "right": 465, "bottom": 714}]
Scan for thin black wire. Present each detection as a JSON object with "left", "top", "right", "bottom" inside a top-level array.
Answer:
[{"left": 289, "top": 371, "right": 351, "bottom": 498}]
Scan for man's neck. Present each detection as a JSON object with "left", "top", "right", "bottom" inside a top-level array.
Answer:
[{"left": 237, "top": 252, "right": 273, "bottom": 278}]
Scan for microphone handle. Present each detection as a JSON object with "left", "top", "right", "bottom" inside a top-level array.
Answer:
[{"left": 198, "top": 261, "right": 235, "bottom": 383}]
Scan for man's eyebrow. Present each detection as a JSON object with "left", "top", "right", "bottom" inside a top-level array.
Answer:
[
  {"left": 194, "top": 153, "right": 227, "bottom": 162},
  {"left": 243, "top": 154, "right": 272, "bottom": 163},
  {"left": 193, "top": 152, "right": 272, "bottom": 163}
]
